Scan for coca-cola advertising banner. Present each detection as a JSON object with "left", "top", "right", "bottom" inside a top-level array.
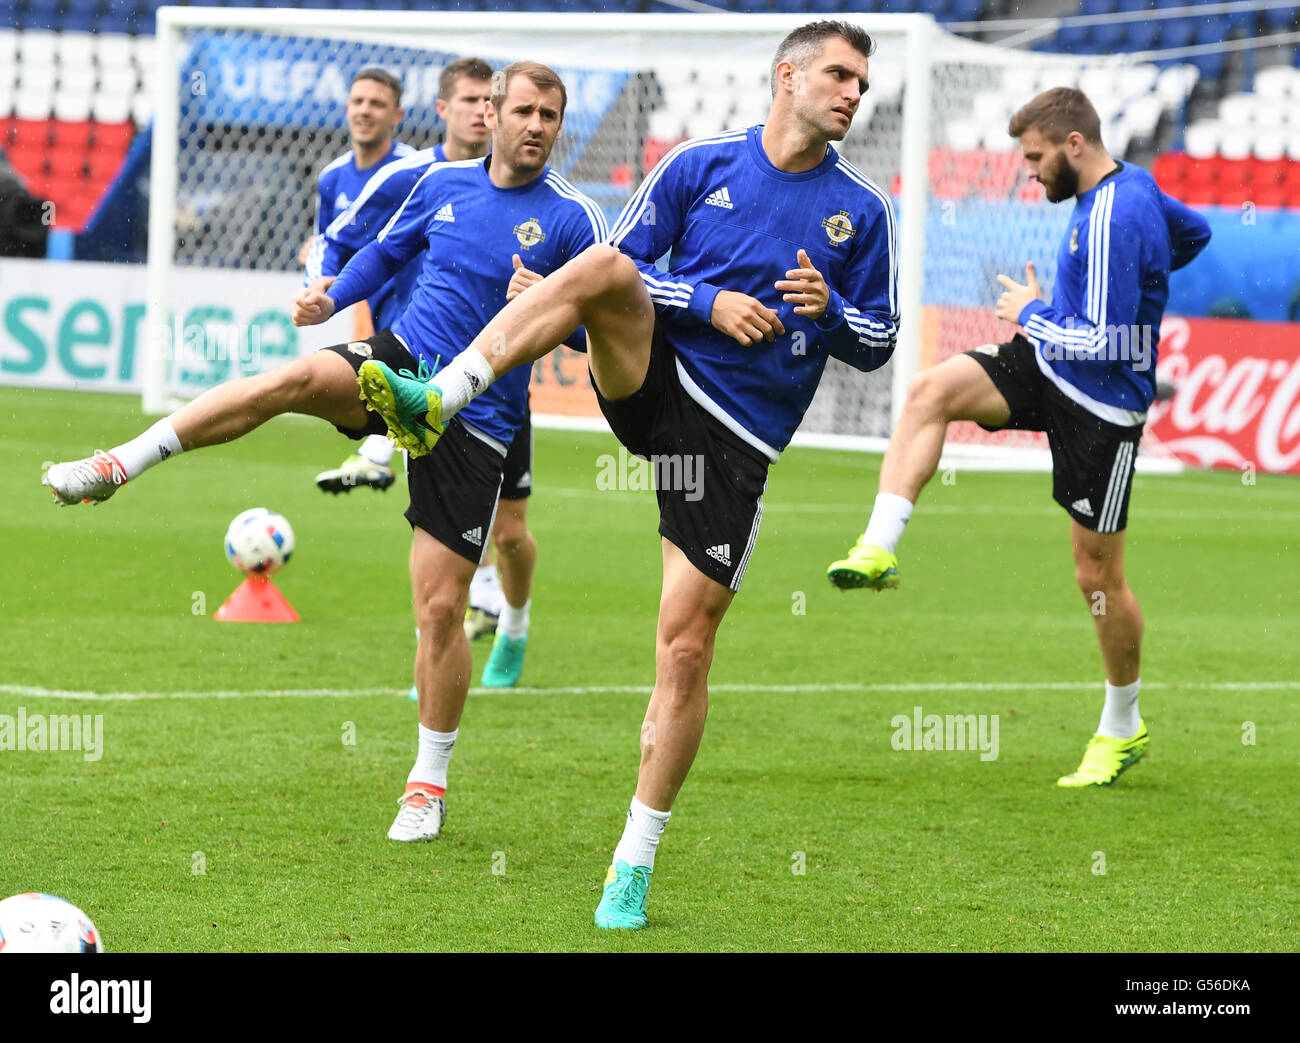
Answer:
[{"left": 1149, "top": 316, "right": 1300, "bottom": 475}]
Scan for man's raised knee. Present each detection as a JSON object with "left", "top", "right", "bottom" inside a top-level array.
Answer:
[
  {"left": 903, "top": 368, "right": 954, "bottom": 422},
  {"left": 567, "top": 243, "right": 640, "bottom": 299}
]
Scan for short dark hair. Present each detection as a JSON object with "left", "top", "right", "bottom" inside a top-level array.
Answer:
[
  {"left": 770, "top": 19, "right": 875, "bottom": 98},
  {"left": 439, "top": 57, "right": 494, "bottom": 101},
  {"left": 490, "top": 60, "right": 567, "bottom": 118},
  {"left": 1009, "top": 87, "right": 1103, "bottom": 145},
  {"left": 352, "top": 67, "right": 403, "bottom": 106}
]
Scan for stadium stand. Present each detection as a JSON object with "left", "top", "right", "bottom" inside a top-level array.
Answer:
[{"left": 0, "top": 0, "right": 1296, "bottom": 244}]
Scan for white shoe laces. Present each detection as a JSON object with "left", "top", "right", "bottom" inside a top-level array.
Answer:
[{"left": 394, "top": 791, "right": 440, "bottom": 833}]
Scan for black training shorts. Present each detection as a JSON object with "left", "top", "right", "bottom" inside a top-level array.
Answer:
[
  {"left": 594, "top": 324, "right": 770, "bottom": 592},
  {"left": 966, "top": 334, "right": 1144, "bottom": 533}
]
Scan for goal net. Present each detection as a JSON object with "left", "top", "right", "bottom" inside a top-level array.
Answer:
[{"left": 145, "top": 8, "right": 1183, "bottom": 472}]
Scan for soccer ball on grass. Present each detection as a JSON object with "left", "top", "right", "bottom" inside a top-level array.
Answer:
[
  {"left": 224, "top": 508, "right": 295, "bottom": 577},
  {"left": 0, "top": 892, "right": 102, "bottom": 953}
]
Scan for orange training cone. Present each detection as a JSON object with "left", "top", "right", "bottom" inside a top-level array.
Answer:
[{"left": 214, "top": 575, "right": 300, "bottom": 623}]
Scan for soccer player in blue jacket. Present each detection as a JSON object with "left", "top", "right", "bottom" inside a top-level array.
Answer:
[
  {"left": 312, "top": 58, "right": 493, "bottom": 497},
  {"left": 828, "top": 87, "right": 1212, "bottom": 788},
  {"left": 351, "top": 21, "right": 897, "bottom": 929},
  {"left": 310, "top": 61, "right": 541, "bottom": 686},
  {"left": 292, "top": 62, "right": 607, "bottom": 843}
]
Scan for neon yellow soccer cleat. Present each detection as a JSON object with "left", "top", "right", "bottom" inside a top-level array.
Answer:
[
  {"left": 826, "top": 536, "right": 899, "bottom": 591},
  {"left": 1057, "top": 721, "right": 1149, "bottom": 787}
]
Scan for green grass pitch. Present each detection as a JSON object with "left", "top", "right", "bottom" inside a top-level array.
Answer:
[{"left": 3, "top": 385, "right": 1297, "bottom": 952}]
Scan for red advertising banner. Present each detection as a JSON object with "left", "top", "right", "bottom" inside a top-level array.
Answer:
[{"left": 1149, "top": 316, "right": 1300, "bottom": 475}]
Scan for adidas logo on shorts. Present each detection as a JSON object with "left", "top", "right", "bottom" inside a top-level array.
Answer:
[
  {"left": 704, "top": 187, "right": 734, "bottom": 210},
  {"left": 462, "top": 526, "right": 483, "bottom": 546},
  {"left": 1071, "top": 498, "right": 1094, "bottom": 517},
  {"left": 705, "top": 543, "right": 732, "bottom": 567},
  {"left": 434, "top": 203, "right": 455, "bottom": 222}
]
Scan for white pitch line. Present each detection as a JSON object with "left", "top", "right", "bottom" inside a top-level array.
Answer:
[{"left": 1, "top": 681, "right": 1297, "bottom": 702}]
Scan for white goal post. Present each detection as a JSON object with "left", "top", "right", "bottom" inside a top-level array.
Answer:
[{"left": 145, "top": 7, "right": 1183, "bottom": 473}]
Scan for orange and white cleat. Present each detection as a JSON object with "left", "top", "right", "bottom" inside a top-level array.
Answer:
[
  {"left": 43, "top": 450, "right": 128, "bottom": 506},
  {"left": 386, "top": 783, "right": 446, "bottom": 842}
]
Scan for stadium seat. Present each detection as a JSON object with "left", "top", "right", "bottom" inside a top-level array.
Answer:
[
  {"left": 1264, "top": 6, "right": 1297, "bottom": 31},
  {"left": 9, "top": 116, "right": 51, "bottom": 148},
  {"left": 1158, "top": 18, "right": 1196, "bottom": 51},
  {"left": 90, "top": 120, "right": 134, "bottom": 152},
  {"left": 87, "top": 148, "right": 123, "bottom": 181},
  {"left": 53, "top": 118, "right": 94, "bottom": 150}
]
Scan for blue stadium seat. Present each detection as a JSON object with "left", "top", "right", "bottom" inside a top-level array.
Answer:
[
  {"left": 1265, "top": 7, "right": 1296, "bottom": 31},
  {"left": 1056, "top": 24, "right": 1093, "bottom": 53},
  {"left": 96, "top": 7, "right": 133, "bottom": 32},
  {"left": 62, "top": 10, "right": 99, "bottom": 32},
  {"left": 22, "top": 0, "right": 60, "bottom": 30},
  {"left": 1191, "top": 50, "right": 1225, "bottom": 79},
  {"left": 1091, "top": 22, "right": 1125, "bottom": 52},
  {"left": 1123, "top": 21, "right": 1159, "bottom": 51},
  {"left": 1157, "top": 17, "right": 1196, "bottom": 51}
]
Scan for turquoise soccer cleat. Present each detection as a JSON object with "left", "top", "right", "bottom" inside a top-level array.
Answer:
[
  {"left": 594, "top": 860, "right": 651, "bottom": 930},
  {"left": 481, "top": 632, "right": 527, "bottom": 688},
  {"left": 356, "top": 358, "right": 445, "bottom": 458},
  {"left": 408, "top": 684, "right": 418, "bottom": 703}
]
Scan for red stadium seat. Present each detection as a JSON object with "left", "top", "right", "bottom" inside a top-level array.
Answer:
[
  {"left": 1181, "top": 157, "right": 1218, "bottom": 205},
  {"left": 90, "top": 121, "right": 135, "bottom": 153},
  {"left": 47, "top": 142, "right": 88, "bottom": 178},
  {"left": 1251, "top": 184, "right": 1288, "bottom": 209},
  {"left": 6, "top": 148, "right": 47, "bottom": 181},
  {"left": 51, "top": 119, "right": 94, "bottom": 151},
  {"left": 1152, "top": 152, "right": 1188, "bottom": 193},
  {"left": 87, "top": 149, "right": 124, "bottom": 182},
  {"left": 1215, "top": 157, "right": 1251, "bottom": 206},
  {"left": 1249, "top": 157, "right": 1288, "bottom": 189},
  {"left": 11, "top": 118, "right": 54, "bottom": 149}
]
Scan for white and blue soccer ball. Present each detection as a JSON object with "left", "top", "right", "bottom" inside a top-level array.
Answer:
[
  {"left": 224, "top": 508, "right": 295, "bottom": 577},
  {"left": 0, "top": 892, "right": 102, "bottom": 953}
]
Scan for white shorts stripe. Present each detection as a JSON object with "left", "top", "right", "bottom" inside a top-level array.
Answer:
[
  {"left": 1099, "top": 440, "right": 1134, "bottom": 533},
  {"left": 731, "top": 475, "right": 768, "bottom": 591}
]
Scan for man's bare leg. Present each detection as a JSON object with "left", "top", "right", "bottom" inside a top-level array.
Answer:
[
  {"left": 389, "top": 527, "right": 478, "bottom": 842},
  {"left": 480, "top": 496, "right": 536, "bottom": 687},
  {"left": 44, "top": 350, "right": 371, "bottom": 504},
  {"left": 634, "top": 540, "right": 734, "bottom": 811},
  {"left": 1071, "top": 521, "right": 1144, "bottom": 730},
  {"left": 829, "top": 354, "right": 1013, "bottom": 587},
  {"left": 415, "top": 244, "right": 657, "bottom": 421}
]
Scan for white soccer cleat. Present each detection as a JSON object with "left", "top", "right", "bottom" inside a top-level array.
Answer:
[
  {"left": 387, "top": 785, "right": 446, "bottom": 842},
  {"left": 43, "top": 450, "right": 128, "bottom": 506},
  {"left": 315, "top": 453, "right": 396, "bottom": 494}
]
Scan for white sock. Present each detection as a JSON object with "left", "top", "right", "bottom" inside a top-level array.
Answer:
[
  {"left": 435, "top": 348, "right": 496, "bottom": 420},
  {"left": 863, "top": 492, "right": 914, "bottom": 554},
  {"left": 1098, "top": 679, "right": 1141, "bottom": 739},
  {"left": 471, "top": 563, "right": 500, "bottom": 596},
  {"left": 500, "top": 599, "right": 530, "bottom": 640},
  {"left": 110, "top": 419, "right": 183, "bottom": 479},
  {"left": 407, "top": 724, "right": 458, "bottom": 792},
  {"left": 358, "top": 434, "right": 394, "bottom": 466},
  {"left": 612, "top": 796, "right": 671, "bottom": 871}
]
